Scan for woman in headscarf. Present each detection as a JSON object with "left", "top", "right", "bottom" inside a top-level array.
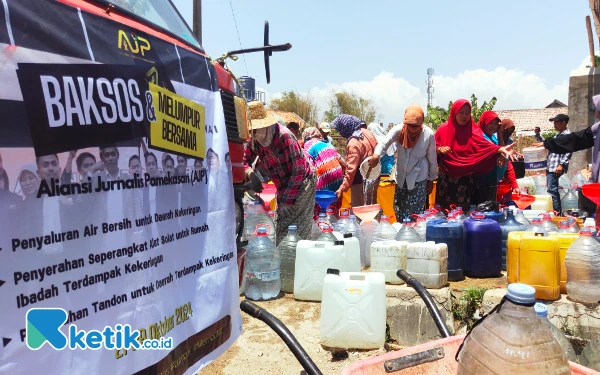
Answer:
[
  {"left": 368, "top": 123, "right": 396, "bottom": 176},
  {"left": 369, "top": 104, "right": 437, "bottom": 219},
  {"left": 474, "top": 112, "right": 520, "bottom": 204},
  {"left": 302, "top": 127, "right": 345, "bottom": 192},
  {"left": 243, "top": 101, "right": 315, "bottom": 245},
  {"left": 332, "top": 114, "right": 379, "bottom": 207},
  {"left": 434, "top": 100, "right": 515, "bottom": 210}
]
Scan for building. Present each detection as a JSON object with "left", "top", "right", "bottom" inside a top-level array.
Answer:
[
  {"left": 495, "top": 100, "right": 569, "bottom": 134},
  {"left": 266, "top": 110, "right": 307, "bottom": 129}
]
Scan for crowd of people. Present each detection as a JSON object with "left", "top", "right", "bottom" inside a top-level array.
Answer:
[{"left": 242, "top": 98, "right": 590, "bottom": 244}]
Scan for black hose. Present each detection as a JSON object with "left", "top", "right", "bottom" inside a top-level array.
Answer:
[
  {"left": 396, "top": 270, "right": 451, "bottom": 338},
  {"left": 240, "top": 300, "right": 323, "bottom": 375}
]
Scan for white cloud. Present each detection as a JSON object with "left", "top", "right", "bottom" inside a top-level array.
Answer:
[{"left": 269, "top": 67, "right": 569, "bottom": 124}]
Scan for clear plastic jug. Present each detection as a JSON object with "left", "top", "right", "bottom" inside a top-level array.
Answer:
[
  {"left": 566, "top": 216, "right": 580, "bottom": 233},
  {"left": 571, "top": 170, "right": 587, "bottom": 188},
  {"left": 360, "top": 219, "right": 378, "bottom": 268},
  {"left": 372, "top": 215, "right": 397, "bottom": 242},
  {"left": 457, "top": 283, "right": 570, "bottom": 374},
  {"left": 333, "top": 208, "right": 350, "bottom": 232},
  {"left": 549, "top": 233, "right": 579, "bottom": 294},
  {"left": 412, "top": 214, "right": 428, "bottom": 239},
  {"left": 539, "top": 213, "right": 559, "bottom": 232},
  {"left": 556, "top": 220, "right": 571, "bottom": 234},
  {"left": 560, "top": 188, "right": 579, "bottom": 215},
  {"left": 558, "top": 174, "right": 571, "bottom": 199},
  {"left": 243, "top": 200, "right": 275, "bottom": 242},
  {"left": 294, "top": 240, "right": 346, "bottom": 301},
  {"left": 405, "top": 241, "right": 448, "bottom": 289},
  {"left": 317, "top": 223, "right": 337, "bottom": 243},
  {"left": 244, "top": 225, "right": 281, "bottom": 301},
  {"left": 534, "top": 303, "right": 577, "bottom": 362},
  {"left": 580, "top": 336, "right": 600, "bottom": 372},
  {"left": 320, "top": 270, "right": 386, "bottom": 350},
  {"left": 500, "top": 209, "right": 527, "bottom": 271},
  {"left": 326, "top": 207, "right": 338, "bottom": 226},
  {"left": 278, "top": 225, "right": 301, "bottom": 293},
  {"left": 565, "top": 228, "right": 600, "bottom": 304},
  {"left": 395, "top": 218, "right": 422, "bottom": 243},
  {"left": 370, "top": 240, "right": 407, "bottom": 284},
  {"left": 343, "top": 215, "right": 365, "bottom": 268},
  {"left": 514, "top": 209, "right": 531, "bottom": 226},
  {"left": 526, "top": 218, "right": 548, "bottom": 236},
  {"left": 310, "top": 213, "right": 329, "bottom": 240}
]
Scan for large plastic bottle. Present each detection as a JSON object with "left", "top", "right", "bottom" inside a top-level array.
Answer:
[
  {"left": 244, "top": 226, "right": 281, "bottom": 301},
  {"left": 500, "top": 209, "right": 527, "bottom": 271},
  {"left": 571, "top": 170, "right": 587, "bottom": 188},
  {"left": 580, "top": 336, "right": 600, "bottom": 372},
  {"left": 317, "top": 223, "right": 337, "bottom": 243},
  {"left": 457, "top": 283, "right": 570, "bottom": 375},
  {"left": 558, "top": 174, "right": 571, "bottom": 199},
  {"left": 310, "top": 213, "right": 329, "bottom": 240},
  {"left": 566, "top": 216, "right": 580, "bottom": 233},
  {"left": 395, "top": 218, "right": 422, "bottom": 243},
  {"left": 413, "top": 214, "right": 428, "bottom": 239},
  {"left": 560, "top": 188, "right": 579, "bottom": 215},
  {"left": 372, "top": 215, "right": 397, "bottom": 243},
  {"left": 342, "top": 215, "right": 365, "bottom": 268},
  {"left": 514, "top": 209, "right": 531, "bottom": 226},
  {"left": 333, "top": 209, "right": 350, "bottom": 232},
  {"left": 463, "top": 213, "right": 502, "bottom": 278},
  {"left": 326, "top": 207, "right": 338, "bottom": 227},
  {"left": 540, "top": 213, "right": 559, "bottom": 232},
  {"left": 526, "top": 218, "right": 548, "bottom": 236},
  {"left": 426, "top": 220, "right": 465, "bottom": 281},
  {"left": 243, "top": 200, "right": 275, "bottom": 242},
  {"left": 534, "top": 303, "right": 577, "bottom": 362},
  {"left": 565, "top": 227, "right": 600, "bottom": 304},
  {"left": 556, "top": 220, "right": 571, "bottom": 234},
  {"left": 360, "top": 219, "right": 379, "bottom": 268},
  {"left": 278, "top": 225, "right": 301, "bottom": 294}
]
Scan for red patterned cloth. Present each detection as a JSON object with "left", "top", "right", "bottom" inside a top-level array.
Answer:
[{"left": 244, "top": 124, "right": 314, "bottom": 205}]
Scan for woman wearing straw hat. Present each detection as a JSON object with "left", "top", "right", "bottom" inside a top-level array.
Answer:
[{"left": 244, "top": 101, "right": 316, "bottom": 245}]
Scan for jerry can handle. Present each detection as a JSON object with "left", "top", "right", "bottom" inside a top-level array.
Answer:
[
  {"left": 317, "top": 222, "right": 331, "bottom": 232},
  {"left": 470, "top": 211, "right": 484, "bottom": 220},
  {"left": 339, "top": 207, "right": 350, "bottom": 215}
]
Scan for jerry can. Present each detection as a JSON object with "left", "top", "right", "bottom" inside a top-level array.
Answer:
[{"left": 518, "top": 233, "right": 561, "bottom": 300}]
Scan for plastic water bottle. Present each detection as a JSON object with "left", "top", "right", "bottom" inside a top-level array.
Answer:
[
  {"left": 514, "top": 209, "right": 530, "bottom": 226},
  {"left": 317, "top": 223, "right": 337, "bottom": 243},
  {"left": 413, "top": 214, "right": 428, "bottom": 239},
  {"left": 457, "top": 283, "right": 570, "bottom": 374},
  {"left": 244, "top": 200, "right": 274, "bottom": 242},
  {"left": 310, "top": 213, "right": 329, "bottom": 240},
  {"left": 560, "top": 188, "right": 579, "bottom": 215},
  {"left": 565, "top": 227, "right": 600, "bottom": 304},
  {"left": 342, "top": 215, "right": 365, "bottom": 267},
  {"left": 539, "top": 213, "right": 559, "bottom": 232},
  {"left": 556, "top": 220, "right": 571, "bottom": 234},
  {"left": 571, "top": 170, "right": 587, "bottom": 188},
  {"left": 278, "top": 225, "right": 301, "bottom": 294},
  {"left": 534, "top": 303, "right": 577, "bottom": 362},
  {"left": 395, "top": 218, "right": 422, "bottom": 243},
  {"left": 333, "top": 209, "right": 350, "bottom": 232},
  {"left": 326, "top": 207, "right": 338, "bottom": 227},
  {"left": 526, "top": 218, "right": 548, "bottom": 236},
  {"left": 566, "top": 216, "right": 580, "bottom": 233},
  {"left": 558, "top": 174, "right": 571, "bottom": 199},
  {"left": 454, "top": 207, "right": 468, "bottom": 223},
  {"left": 580, "top": 337, "right": 600, "bottom": 372},
  {"left": 244, "top": 226, "right": 281, "bottom": 300}
]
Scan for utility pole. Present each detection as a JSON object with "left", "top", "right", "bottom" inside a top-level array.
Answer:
[{"left": 193, "top": 0, "right": 202, "bottom": 45}]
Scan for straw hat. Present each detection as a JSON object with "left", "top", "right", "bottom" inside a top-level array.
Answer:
[{"left": 248, "top": 101, "right": 279, "bottom": 130}]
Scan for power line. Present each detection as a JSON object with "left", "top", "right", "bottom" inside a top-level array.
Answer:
[{"left": 229, "top": 0, "right": 249, "bottom": 76}]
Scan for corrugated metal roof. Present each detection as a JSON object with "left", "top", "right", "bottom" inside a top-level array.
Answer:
[{"left": 495, "top": 107, "right": 568, "bottom": 133}]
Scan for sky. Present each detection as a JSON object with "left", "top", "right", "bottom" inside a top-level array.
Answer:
[{"left": 172, "top": 0, "right": 595, "bottom": 123}]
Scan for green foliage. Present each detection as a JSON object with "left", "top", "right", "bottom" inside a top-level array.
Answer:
[
  {"left": 268, "top": 90, "right": 319, "bottom": 126},
  {"left": 424, "top": 95, "right": 497, "bottom": 129},
  {"left": 542, "top": 130, "right": 557, "bottom": 139},
  {"left": 323, "top": 91, "right": 380, "bottom": 124},
  {"left": 452, "top": 287, "right": 488, "bottom": 329},
  {"left": 585, "top": 55, "right": 600, "bottom": 68}
]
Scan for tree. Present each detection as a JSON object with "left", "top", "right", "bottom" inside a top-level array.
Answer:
[
  {"left": 323, "top": 91, "right": 380, "bottom": 124},
  {"left": 268, "top": 91, "right": 319, "bottom": 126},
  {"left": 424, "top": 94, "right": 497, "bottom": 129}
]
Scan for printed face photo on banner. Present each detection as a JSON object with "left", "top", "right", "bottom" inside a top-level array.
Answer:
[{"left": 0, "top": 0, "right": 241, "bottom": 373}]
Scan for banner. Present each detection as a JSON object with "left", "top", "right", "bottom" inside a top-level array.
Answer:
[{"left": 0, "top": 0, "right": 241, "bottom": 374}]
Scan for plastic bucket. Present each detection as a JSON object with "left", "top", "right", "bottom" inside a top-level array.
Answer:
[
  {"left": 523, "top": 147, "right": 548, "bottom": 171},
  {"left": 512, "top": 160, "right": 525, "bottom": 179}
]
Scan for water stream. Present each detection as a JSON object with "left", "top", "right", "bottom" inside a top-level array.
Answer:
[{"left": 363, "top": 179, "right": 377, "bottom": 205}]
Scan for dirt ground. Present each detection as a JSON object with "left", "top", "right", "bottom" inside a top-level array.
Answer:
[
  {"left": 200, "top": 275, "right": 508, "bottom": 375},
  {"left": 200, "top": 294, "right": 386, "bottom": 375}
]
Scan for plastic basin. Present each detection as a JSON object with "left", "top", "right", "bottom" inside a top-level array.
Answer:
[
  {"left": 512, "top": 193, "right": 535, "bottom": 210},
  {"left": 353, "top": 204, "right": 381, "bottom": 222},
  {"left": 315, "top": 190, "right": 337, "bottom": 211},
  {"left": 360, "top": 158, "right": 381, "bottom": 180},
  {"left": 582, "top": 183, "right": 600, "bottom": 206}
]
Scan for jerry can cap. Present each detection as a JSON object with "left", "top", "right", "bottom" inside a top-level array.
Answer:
[
  {"left": 506, "top": 283, "right": 536, "bottom": 304},
  {"left": 343, "top": 233, "right": 353, "bottom": 238},
  {"left": 327, "top": 268, "right": 340, "bottom": 275},
  {"left": 334, "top": 240, "right": 344, "bottom": 246},
  {"left": 534, "top": 303, "right": 548, "bottom": 318}
]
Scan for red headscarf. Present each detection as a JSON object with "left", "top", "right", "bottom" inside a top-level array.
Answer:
[
  {"left": 434, "top": 99, "right": 500, "bottom": 178},
  {"left": 477, "top": 111, "right": 500, "bottom": 131}
]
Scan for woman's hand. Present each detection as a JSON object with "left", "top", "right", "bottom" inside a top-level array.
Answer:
[
  {"left": 498, "top": 144, "right": 515, "bottom": 160},
  {"left": 368, "top": 155, "right": 380, "bottom": 169},
  {"left": 497, "top": 156, "right": 507, "bottom": 167},
  {"left": 335, "top": 189, "right": 342, "bottom": 199},
  {"left": 532, "top": 142, "right": 544, "bottom": 148},
  {"left": 437, "top": 146, "right": 451, "bottom": 155}
]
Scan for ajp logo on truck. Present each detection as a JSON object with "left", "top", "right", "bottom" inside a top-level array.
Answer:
[{"left": 118, "top": 30, "right": 151, "bottom": 57}]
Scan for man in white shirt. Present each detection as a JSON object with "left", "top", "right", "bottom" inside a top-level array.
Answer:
[{"left": 36, "top": 154, "right": 66, "bottom": 254}]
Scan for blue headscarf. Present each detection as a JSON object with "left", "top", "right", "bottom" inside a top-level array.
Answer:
[{"left": 331, "top": 114, "right": 364, "bottom": 140}]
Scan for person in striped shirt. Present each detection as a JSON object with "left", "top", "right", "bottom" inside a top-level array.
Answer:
[{"left": 302, "top": 127, "right": 345, "bottom": 192}]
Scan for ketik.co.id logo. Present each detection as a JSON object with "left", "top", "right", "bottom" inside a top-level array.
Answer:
[{"left": 26, "top": 308, "right": 172, "bottom": 350}]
